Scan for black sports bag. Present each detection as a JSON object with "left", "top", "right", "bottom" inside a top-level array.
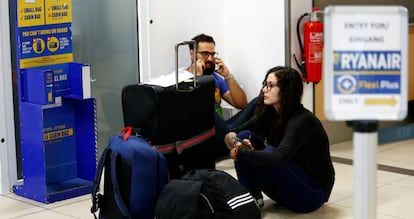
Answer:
[{"left": 155, "top": 169, "right": 262, "bottom": 219}]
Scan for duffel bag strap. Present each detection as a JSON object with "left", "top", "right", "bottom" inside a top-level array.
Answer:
[
  {"left": 90, "top": 147, "right": 111, "bottom": 219},
  {"left": 111, "top": 152, "right": 132, "bottom": 219}
]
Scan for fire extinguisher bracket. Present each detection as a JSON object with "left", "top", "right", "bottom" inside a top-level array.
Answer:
[{"left": 294, "top": 7, "right": 324, "bottom": 84}]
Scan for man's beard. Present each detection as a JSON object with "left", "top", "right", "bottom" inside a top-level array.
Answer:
[{"left": 203, "top": 62, "right": 216, "bottom": 75}]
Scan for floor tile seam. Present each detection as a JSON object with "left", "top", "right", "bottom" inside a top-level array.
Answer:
[
  {"left": 327, "top": 201, "right": 353, "bottom": 209},
  {"left": 329, "top": 199, "right": 411, "bottom": 218},
  {"left": 334, "top": 155, "right": 414, "bottom": 168},
  {"left": 377, "top": 157, "right": 414, "bottom": 166},
  {"left": 376, "top": 178, "right": 414, "bottom": 190},
  {"left": 376, "top": 197, "right": 411, "bottom": 219},
  {"left": 332, "top": 156, "right": 414, "bottom": 176},
  {"left": 3, "top": 195, "right": 49, "bottom": 209},
  {"left": 376, "top": 211, "right": 405, "bottom": 219},
  {"left": 332, "top": 141, "right": 412, "bottom": 150},
  {"left": 3, "top": 196, "right": 80, "bottom": 212},
  {"left": 377, "top": 145, "right": 412, "bottom": 153},
  {"left": 377, "top": 156, "right": 414, "bottom": 165},
  {"left": 331, "top": 193, "right": 410, "bottom": 216},
  {"left": 8, "top": 209, "right": 49, "bottom": 219},
  {"left": 378, "top": 142, "right": 414, "bottom": 149},
  {"left": 377, "top": 163, "right": 414, "bottom": 176},
  {"left": 47, "top": 208, "right": 80, "bottom": 219},
  {"left": 329, "top": 194, "right": 354, "bottom": 204},
  {"left": 332, "top": 154, "right": 352, "bottom": 159}
]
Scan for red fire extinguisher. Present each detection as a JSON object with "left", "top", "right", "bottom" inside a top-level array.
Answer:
[{"left": 294, "top": 7, "right": 323, "bottom": 83}]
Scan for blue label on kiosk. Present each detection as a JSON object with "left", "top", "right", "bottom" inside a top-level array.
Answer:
[{"left": 18, "top": 23, "right": 73, "bottom": 69}]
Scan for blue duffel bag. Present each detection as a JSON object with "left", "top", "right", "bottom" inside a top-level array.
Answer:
[{"left": 91, "top": 127, "right": 168, "bottom": 219}]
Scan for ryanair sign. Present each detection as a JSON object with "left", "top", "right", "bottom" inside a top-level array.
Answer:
[
  {"left": 333, "top": 51, "right": 401, "bottom": 95},
  {"left": 334, "top": 51, "right": 401, "bottom": 71},
  {"left": 324, "top": 5, "right": 407, "bottom": 121}
]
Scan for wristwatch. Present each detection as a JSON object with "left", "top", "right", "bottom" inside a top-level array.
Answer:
[{"left": 225, "top": 74, "right": 234, "bottom": 81}]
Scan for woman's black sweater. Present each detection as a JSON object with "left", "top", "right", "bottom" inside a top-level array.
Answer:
[{"left": 233, "top": 104, "right": 335, "bottom": 200}]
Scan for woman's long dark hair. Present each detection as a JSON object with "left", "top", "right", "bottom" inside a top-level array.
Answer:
[{"left": 255, "top": 66, "right": 304, "bottom": 145}]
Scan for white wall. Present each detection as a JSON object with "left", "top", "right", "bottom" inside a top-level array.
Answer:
[
  {"left": 0, "top": 0, "right": 17, "bottom": 194},
  {"left": 138, "top": 0, "right": 288, "bottom": 101},
  {"left": 223, "top": 0, "right": 287, "bottom": 100},
  {"left": 289, "top": 1, "right": 313, "bottom": 111},
  {"left": 138, "top": 0, "right": 225, "bottom": 84}
]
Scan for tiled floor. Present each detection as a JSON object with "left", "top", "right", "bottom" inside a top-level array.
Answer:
[{"left": 1, "top": 139, "right": 414, "bottom": 219}]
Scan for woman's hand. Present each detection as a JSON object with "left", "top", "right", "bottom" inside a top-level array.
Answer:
[
  {"left": 238, "top": 138, "right": 253, "bottom": 150},
  {"left": 229, "top": 140, "right": 253, "bottom": 161},
  {"left": 230, "top": 146, "right": 239, "bottom": 161},
  {"left": 224, "top": 132, "right": 237, "bottom": 149},
  {"left": 225, "top": 132, "right": 254, "bottom": 150}
]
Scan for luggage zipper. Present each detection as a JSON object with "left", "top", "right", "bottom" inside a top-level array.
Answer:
[{"left": 200, "top": 193, "right": 215, "bottom": 214}]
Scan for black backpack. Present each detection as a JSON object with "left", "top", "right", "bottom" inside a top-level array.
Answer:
[{"left": 154, "top": 169, "right": 262, "bottom": 219}]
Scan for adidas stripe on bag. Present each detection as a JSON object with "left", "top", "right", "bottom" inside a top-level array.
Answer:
[{"left": 227, "top": 192, "right": 255, "bottom": 210}]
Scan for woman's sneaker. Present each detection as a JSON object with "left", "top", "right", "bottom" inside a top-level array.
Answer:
[{"left": 255, "top": 197, "right": 264, "bottom": 209}]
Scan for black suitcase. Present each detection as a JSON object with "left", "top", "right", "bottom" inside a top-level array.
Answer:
[{"left": 122, "top": 40, "right": 216, "bottom": 179}]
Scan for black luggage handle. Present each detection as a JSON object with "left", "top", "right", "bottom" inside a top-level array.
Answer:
[{"left": 175, "top": 40, "right": 197, "bottom": 90}]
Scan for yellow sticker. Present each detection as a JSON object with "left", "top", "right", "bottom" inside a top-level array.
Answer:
[
  {"left": 45, "top": 0, "right": 72, "bottom": 24},
  {"left": 43, "top": 128, "right": 74, "bottom": 141},
  {"left": 17, "top": 0, "right": 45, "bottom": 27},
  {"left": 20, "top": 53, "right": 73, "bottom": 69}
]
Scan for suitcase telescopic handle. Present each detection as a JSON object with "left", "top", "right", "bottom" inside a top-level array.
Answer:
[{"left": 175, "top": 40, "right": 197, "bottom": 90}]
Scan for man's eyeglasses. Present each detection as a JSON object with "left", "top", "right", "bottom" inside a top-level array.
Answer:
[
  {"left": 262, "top": 82, "right": 279, "bottom": 91},
  {"left": 198, "top": 51, "right": 219, "bottom": 58}
]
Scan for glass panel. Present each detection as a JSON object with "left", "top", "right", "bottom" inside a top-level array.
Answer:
[{"left": 72, "top": 0, "right": 139, "bottom": 153}]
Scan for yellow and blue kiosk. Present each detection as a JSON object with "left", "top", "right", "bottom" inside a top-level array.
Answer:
[{"left": 12, "top": 0, "right": 96, "bottom": 203}]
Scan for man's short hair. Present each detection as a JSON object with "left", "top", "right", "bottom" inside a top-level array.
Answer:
[{"left": 190, "top": 33, "right": 215, "bottom": 50}]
